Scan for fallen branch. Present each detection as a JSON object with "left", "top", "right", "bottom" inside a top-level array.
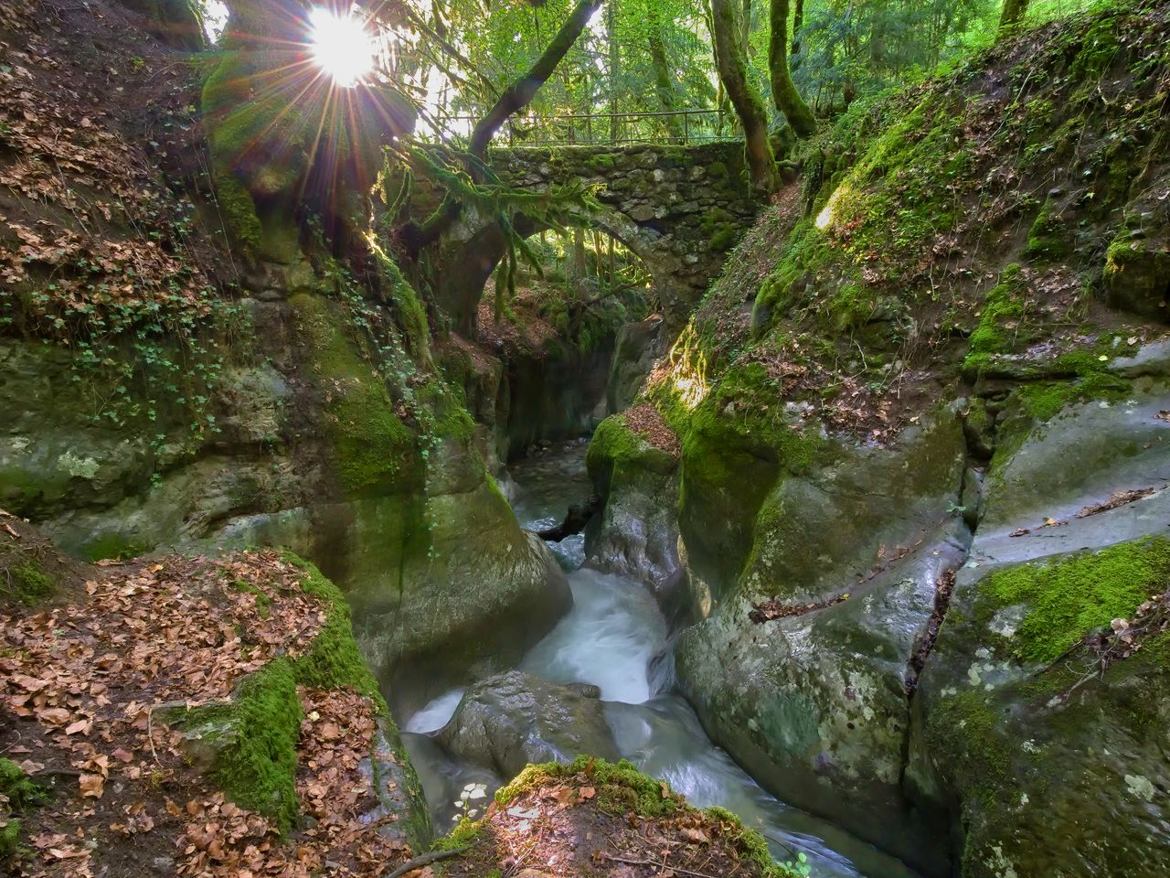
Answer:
[
  {"left": 382, "top": 847, "right": 468, "bottom": 878},
  {"left": 749, "top": 591, "right": 849, "bottom": 624},
  {"left": 602, "top": 852, "right": 725, "bottom": 878},
  {"left": 536, "top": 494, "right": 602, "bottom": 542}
]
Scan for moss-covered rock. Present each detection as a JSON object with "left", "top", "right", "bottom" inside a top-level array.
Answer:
[
  {"left": 346, "top": 445, "right": 572, "bottom": 712},
  {"left": 653, "top": 354, "right": 830, "bottom": 597},
  {"left": 675, "top": 410, "right": 968, "bottom": 876},
  {"left": 434, "top": 757, "right": 807, "bottom": 878},
  {"left": 167, "top": 555, "right": 429, "bottom": 843},
  {"left": 291, "top": 292, "right": 422, "bottom": 500},
  {"left": 909, "top": 538, "right": 1170, "bottom": 878},
  {"left": 905, "top": 381, "right": 1170, "bottom": 876}
]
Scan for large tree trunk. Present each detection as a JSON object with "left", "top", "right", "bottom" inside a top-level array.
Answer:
[
  {"left": 709, "top": 0, "right": 778, "bottom": 194},
  {"left": 998, "top": 0, "right": 1030, "bottom": 34},
  {"left": 768, "top": 0, "right": 815, "bottom": 137},
  {"left": 469, "top": 0, "right": 603, "bottom": 160}
]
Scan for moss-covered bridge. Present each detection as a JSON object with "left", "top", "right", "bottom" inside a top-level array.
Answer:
[{"left": 435, "top": 140, "right": 760, "bottom": 331}]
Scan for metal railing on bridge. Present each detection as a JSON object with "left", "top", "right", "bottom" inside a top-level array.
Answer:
[{"left": 427, "top": 108, "right": 738, "bottom": 148}]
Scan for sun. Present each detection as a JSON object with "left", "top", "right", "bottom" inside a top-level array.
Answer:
[{"left": 309, "top": 7, "right": 375, "bottom": 88}]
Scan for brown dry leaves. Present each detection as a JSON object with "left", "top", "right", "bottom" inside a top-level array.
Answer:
[
  {"left": 176, "top": 689, "right": 409, "bottom": 878},
  {"left": 622, "top": 404, "right": 681, "bottom": 456},
  {"left": 0, "top": 552, "right": 366, "bottom": 878},
  {"left": 455, "top": 769, "right": 767, "bottom": 878},
  {"left": 0, "top": 0, "right": 220, "bottom": 334}
]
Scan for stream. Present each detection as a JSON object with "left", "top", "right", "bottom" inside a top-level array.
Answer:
[{"left": 399, "top": 442, "right": 918, "bottom": 878}]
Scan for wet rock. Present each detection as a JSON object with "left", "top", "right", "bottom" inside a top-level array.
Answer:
[
  {"left": 436, "top": 671, "right": 620, "bottom": 779},
  {"left": 675, "top": 410, "right": 968, "bottom": 876},
  {"left": 585, "top": 413, "right": 689, "bottom": 617},
  {"left": 907, "top": 385, "right": 1170, "bottom": 878},
  {"left": 1110, "top": 337, "right": 1170, "bottom": 378},
  {"left": 346, "top": 437, "right": 572, "bottom": 710}
]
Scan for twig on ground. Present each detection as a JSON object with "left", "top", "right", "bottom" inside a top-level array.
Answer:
[
  {"left": 602, "top": 852, "right": 726, "bottom": 878},
  {"left": 382, "top": 847, "right": 468, "bottom": 878}
]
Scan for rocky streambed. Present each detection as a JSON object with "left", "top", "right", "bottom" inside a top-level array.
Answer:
[{"left": 393, "top": 443, "right": 919, "bottom": 878}]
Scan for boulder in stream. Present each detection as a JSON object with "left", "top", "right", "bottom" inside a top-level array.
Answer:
[
  {"left": 675, "top": 408, "right": 968, "bottom": 877},
  {"left": 436, "top": 671, "right": 621, "bottom": 780}
]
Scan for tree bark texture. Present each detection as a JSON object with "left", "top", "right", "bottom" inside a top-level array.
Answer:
[{"left": 768, "top": 0, "right": 816, "bottom": 137}]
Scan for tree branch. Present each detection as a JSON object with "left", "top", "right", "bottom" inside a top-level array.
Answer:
[
  {"left": 404, "top": 0, "right": 603, "bottom": 254},
  {"left": 468, "top": 0, "right": 603, "bottom": 161}
]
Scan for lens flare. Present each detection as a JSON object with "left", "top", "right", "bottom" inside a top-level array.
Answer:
[{"left": 309, "top": 7, "right": 375, "bottom": 87}]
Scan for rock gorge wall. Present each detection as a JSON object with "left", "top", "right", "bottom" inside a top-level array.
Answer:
[
  {"left": 0, "top": 0, "right": 569, "bottom": 721},
  {"left": 586, "top": 3, "right": 1170, "bottom": 875}
]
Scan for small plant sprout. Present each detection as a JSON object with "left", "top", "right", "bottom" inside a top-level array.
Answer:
[{"left": 452, "top": 782, "right": 487, "bottom": 821}]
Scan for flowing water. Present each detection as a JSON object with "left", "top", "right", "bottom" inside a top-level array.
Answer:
[{"left": 401, "top": 442, "right": 918, "bottom": 878}]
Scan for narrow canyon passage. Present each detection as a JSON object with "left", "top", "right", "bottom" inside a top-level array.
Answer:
[{"left": 398, "top": 443, "right": 920, "bottom": 878}]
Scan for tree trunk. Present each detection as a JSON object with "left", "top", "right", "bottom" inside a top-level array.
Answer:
[
  {"left": 768, "top": 0, "right": 816, "bottom": 137},
  {"left": 998, "top": 0, "right": 1030, "bottom": 35},
  {"left": 646, "top": 7, "right": 682, "bottom": 139},
  {"left": 608, "top": 0, "right": 619, "bottom": 142},
  {"left": 570, "top": 228, "right": 587, "bottom": 279},
  {"left": 709, "top": 0, "right": 778, "bottom": 194},
  {"left": 791, "top": 0, "right": 803, "bottom": 55}
]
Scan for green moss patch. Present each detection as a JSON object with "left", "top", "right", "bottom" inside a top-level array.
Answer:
[
  {"left": 1, "top": 758, "right": 48, "bottom": 861},
  {"left": 198, "top": 659, "right": 302, "bottom": 832},
  {"left": 1023, "top": 199, "right": 1071, "bottom": 261},
  {"left": 291, "top": 293, "right": 422, "bottom": 500},
  {"left": 978, "top": 537, "right": 1170, "bottom": 664},
  {"left": 0, "top": 561, "right": 55, "bottom": 606},
  {"left": 966, "top": 265, "right": 1029, "bottom": 359}
]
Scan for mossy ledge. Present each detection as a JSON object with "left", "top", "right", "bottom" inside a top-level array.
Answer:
[
  {"left": 165, "top": 554, "right": 417, "bottom": 835},
  {"left": 432, "top": 757, "right": 806, "bottom": 877},
  {"left": 975, "top": 536, "right": 1170, "bottom": 665}
]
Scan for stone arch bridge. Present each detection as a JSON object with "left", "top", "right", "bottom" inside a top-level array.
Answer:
[{"left": 434, "top": 141, "right": 760, "bottom": 333}]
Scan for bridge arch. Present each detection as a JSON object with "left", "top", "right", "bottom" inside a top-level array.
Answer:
[{"left": 432, "top": 140, "right": 760, "bottom": 335}]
